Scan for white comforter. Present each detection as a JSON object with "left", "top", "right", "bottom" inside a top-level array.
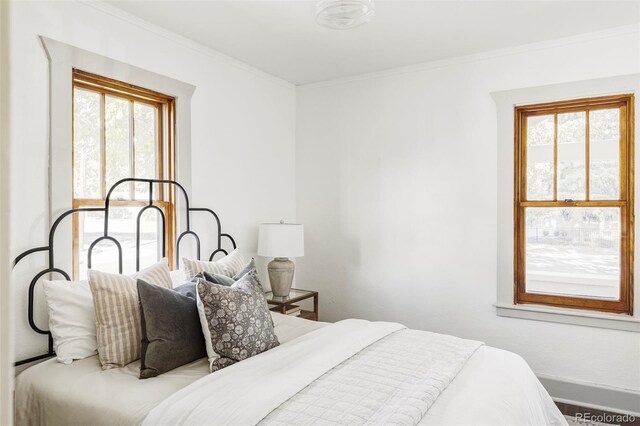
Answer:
[
  {"left": 144, "top": 319, "right": 482, "bottom": 426},
  {"left": 16, "top": 313, "right": 567, "bottom": 426}
]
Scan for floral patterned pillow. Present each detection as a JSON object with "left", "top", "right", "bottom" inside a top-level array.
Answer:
[{"left": 196, "top": 270, "right": 280, "bottom": 372}]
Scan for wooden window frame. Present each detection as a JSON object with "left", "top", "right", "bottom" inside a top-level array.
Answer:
[
  {"left": 514, "top": 94, "right": 634, "bottom": 314},
  {"left": 71, "top": 69, "right": 177, "bottom": 278}
]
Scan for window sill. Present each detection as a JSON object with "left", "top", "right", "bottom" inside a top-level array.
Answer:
[{"left": 495, "top": 303, "right": 640, "bottom": 332}]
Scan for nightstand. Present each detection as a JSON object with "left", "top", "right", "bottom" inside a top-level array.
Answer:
[{"left": 265, "top": 289, "right": 318, "bottom": 321}]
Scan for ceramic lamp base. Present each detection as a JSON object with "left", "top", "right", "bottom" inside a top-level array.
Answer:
[{"left": 268, "top": 257, "right": 294, "bottom": 296}]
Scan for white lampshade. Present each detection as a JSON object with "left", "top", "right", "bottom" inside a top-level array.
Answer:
[{"left": 257, "top": 223, "right": 304, "bottom": 258}]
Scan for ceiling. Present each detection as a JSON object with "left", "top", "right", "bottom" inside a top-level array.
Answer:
[{"left": 106, "top": 1, "right": 640, "bottom": 85}]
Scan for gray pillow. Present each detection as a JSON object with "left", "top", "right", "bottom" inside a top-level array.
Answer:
[
  {"left": 174, "top": 282, "right": 198, "bottom": 299},
  {"left": 232, "top": 258, "right": 256, "bottom": 280},
  {"left": 191, "top": 258, "right": 256, "bottom": 287},
  {"left": 137, "top": 279, "right": 206, "bottom": 379},
  {"left": 192, "top": 271, "right": 235, "bottom": 287},
  {"left": 196, "top": 269, "right": 279, "bottom": 372}
]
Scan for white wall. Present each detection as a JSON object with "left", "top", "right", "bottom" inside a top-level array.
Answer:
[
  {"left": 1, "top": 1, "right": 14, "bottom": 423},
  {"left": 9, "top": 2, "right": 296, "bottom": 362},
  {"left": 295, "top": 26, "right": 640, "bottom": 401}
]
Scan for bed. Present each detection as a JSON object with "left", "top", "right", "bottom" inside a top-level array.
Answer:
[
  {"left": 13, "top": 178, "right": 567, "bottom": 426},
  {"left": 16, "top": 313, "right": 564, "bottom": 426}
]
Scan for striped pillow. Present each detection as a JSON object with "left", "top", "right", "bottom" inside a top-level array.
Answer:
[
  {"left": 88, "top": 259, "right": 172, "bottom": 369},
  {"left": 183, "top": 249, "right": 245, "bottom": 279}
]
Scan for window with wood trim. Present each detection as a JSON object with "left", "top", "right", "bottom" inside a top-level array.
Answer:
[
  {"left": 72, "top": 69, "right": 176, "bottom": 279},
  {"left": 514, "top": 94, "right": 634, "bottom": 314}
]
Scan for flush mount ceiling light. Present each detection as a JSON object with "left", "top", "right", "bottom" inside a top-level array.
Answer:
[{"left": 316, "top": 0, "right": 375, "bottom": 30}]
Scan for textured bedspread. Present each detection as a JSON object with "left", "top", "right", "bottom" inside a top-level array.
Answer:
[
  {"left": 144, "top": 320, "right": 482, "bottom": 426},
  {"left": 261, "top": 329, "right": 482, "bottom": 425}
]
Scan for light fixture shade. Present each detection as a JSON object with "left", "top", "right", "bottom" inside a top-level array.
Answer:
[
  {"left": 258, "top": 223, "right": 304, "bottom": 258},
  {"left": 316, "top": 0, "right": 375, "bottom": 30}
]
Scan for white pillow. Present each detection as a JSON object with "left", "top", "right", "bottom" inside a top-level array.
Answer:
[
  {"left": 42, "top": 279, "right": 97, "bottom": 365},
  {"left": 42, "top": 258, "right": 173, "bottom": 365},
  {"left": 170, "top": 269, "right": 187, "bottom": 288},
  {"left": 183, "top": 249, "right": 245, "bottom": 279}
]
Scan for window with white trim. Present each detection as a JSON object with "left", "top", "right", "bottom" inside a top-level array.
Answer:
[
  {"left": 514, "top": 94, "right": 634, "bottom": 314},
  {"left": 72, "top": 69, "right": 176, "bottom": 279}
]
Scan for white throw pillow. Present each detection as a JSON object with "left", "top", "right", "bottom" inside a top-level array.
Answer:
[
  {"left": 170, "top": 269, "right": 187, "bottom": 287},
  {"left": 183, "top": 249, "right": 245, "bottom": 279},
  {"left": 42, "top": 259, "right": 173, "bottom": 366},
  {"left": 42, "top": 279, "right": 97, "bottom": 365}
]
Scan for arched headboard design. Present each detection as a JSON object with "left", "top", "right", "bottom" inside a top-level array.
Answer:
[{"left": 12, "top": 178, "right": 236, "bottom": 366}]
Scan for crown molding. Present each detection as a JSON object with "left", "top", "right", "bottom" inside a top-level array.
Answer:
[
  {"left": 79, "top": 1, "right": 295, "bottom": 90},
  {"left": 299, "top": 23, "right": 640, "bottom": 91}
]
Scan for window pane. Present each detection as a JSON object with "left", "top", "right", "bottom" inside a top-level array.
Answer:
[
  {"left": 525, "top": 207, "right": 620, "bottom": 300},
  {"left": 77, "top": 210, "right": 109, "bottom": 280},
  {"left": 111, "top": 206, "right": 162, "bottom": 275},
  {"left": 134, "top": 102, "right": 158, "bottom": 200},
  {"left": 78, "top": 206, "right": 162, "bottom": 279},
  {"left": 526, "top": 114, "right": 554, "bottom": 200},
  {"left": 105, "top": 96, "right": 131, "bottom": 199},
  {"left": 557, "top": 111, "right": 586, "bottom": 200},
  {"left": 590, "top": 108, "right": 620, "bottom": 200},
  {"left": 73, "top": 89, "right": 101, "bottom": 199}
]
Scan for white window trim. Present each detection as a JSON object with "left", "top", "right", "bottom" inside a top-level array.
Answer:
[
  {"left": 40, "top": 36, "right": 195, "bottom": 275},
  {"left": 494, "top": 303, "right": 640, "bottom": 332},
  {"left": 492, "top": 73, "right": 640, "bottom": 332}
]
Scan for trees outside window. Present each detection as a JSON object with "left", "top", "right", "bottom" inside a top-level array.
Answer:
[
  {"left": 72, "top": 69, "right": 176, "bottom": 279},
  {"left": 514, "top": 95, "right": 634, "bottom": 314}
]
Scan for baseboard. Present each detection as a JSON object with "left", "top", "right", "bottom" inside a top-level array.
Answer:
[{"left": 538, "top": 374, "right": 640, "bottom": 416}]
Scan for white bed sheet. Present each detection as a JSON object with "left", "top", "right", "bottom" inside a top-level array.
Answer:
[
  {"left": 15, "top": 314, "right": 563, "bottom": 426},
  {"left": 15, "top": 313, "right": 326, "bottom": 426}
]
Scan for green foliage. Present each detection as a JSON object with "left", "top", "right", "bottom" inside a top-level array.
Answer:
[
  {"left": 526, "top": 108, "right": 620, "bottom": 201},
  {"left": 73, "top": 90, "right": 159, "bottom": 200}
]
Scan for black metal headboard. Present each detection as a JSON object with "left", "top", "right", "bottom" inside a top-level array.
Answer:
[{"left": 12, "top": 178, "right": 236, "bottom": 366}]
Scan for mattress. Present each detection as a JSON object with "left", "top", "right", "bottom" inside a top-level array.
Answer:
[{"left": 15, "top": 313, "right": 564, "bottom": 426}]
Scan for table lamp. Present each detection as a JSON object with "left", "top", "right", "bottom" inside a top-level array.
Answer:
[{"left": 258, "top": 221, "right": 304, "bottom": 296}]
